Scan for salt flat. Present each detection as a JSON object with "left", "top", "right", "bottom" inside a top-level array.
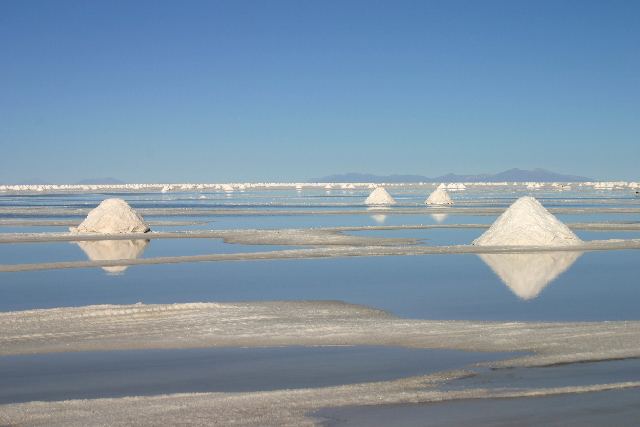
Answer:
[{"left": 1, "top": 182, "right": 639, "bottom": 426}]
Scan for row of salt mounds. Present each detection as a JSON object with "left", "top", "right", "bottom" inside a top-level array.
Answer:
[
  {"left": 425, "top": 188, "right": 453, "bottom": 205},
  {"left": 71, "top": 198, "right": 150, "bottom": 234},
  {"left": 365, "top": 187, "right": 395, "bottom": 205},
  {"left": 472, "top": 196, "right": 581, "bottom": 246}
]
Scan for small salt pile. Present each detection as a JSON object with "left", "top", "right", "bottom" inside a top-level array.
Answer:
[
  {"left": 472, "top": 196, "right": 581, "bottom": 246},
  {"left": 72, "top": 198, "right": 150, "bottom": 234},
  {"left": 364, "top": 187, "right": 395, "bottom": 205},
  {"left": 425, "top": 188, "right": 453, "bottom": 205}
]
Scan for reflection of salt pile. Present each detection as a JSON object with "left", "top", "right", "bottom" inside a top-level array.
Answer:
[
  {"left": 473, "top": 197, "right": 581, "bottom": 246},
  {"left": 371, "top": 214, "right": 387, "bottom": 224},
  {"left": 364, "top": 187, "right": 395, "bottom": 205},
  {"left": 478, "top": 252, "right": 582, "bottom": 299},
  {"left": 73, "top": 198, "right": 150, "bottom": 234},
  {"left": 430, "top": 213, "right": 448, "bottom": 223},
  {"left": 76, "top": 240, "right": 150, "bottom": 274},
  {"left": 425, "top": 188, "right": 453, "bottom": 205}
]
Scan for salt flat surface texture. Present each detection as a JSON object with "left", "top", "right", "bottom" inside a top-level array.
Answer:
[
  {"left": 425, "top": 188, "right": 453, "bottom": 205},
  {"left": 473, "top": 196, "right": 581, "bottom": 246},
  {"left": 72, "top": 198, "right": 150, "bottom": 234},
  {"left": 365, "top": 187, "right": 395, "bottom": 205}
]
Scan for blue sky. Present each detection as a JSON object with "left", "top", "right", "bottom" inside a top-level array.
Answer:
[{"left": 1, "top": 0, "right": 638, "bottom": 183}]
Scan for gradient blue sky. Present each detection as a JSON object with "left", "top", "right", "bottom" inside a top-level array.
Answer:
[{"left": 1, "top": 0, "right": 638, "bottom": 183}]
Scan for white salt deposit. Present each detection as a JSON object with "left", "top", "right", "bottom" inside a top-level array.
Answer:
[
  {"left": 472, "top": 196, "right": 581, "bottom": 246},
  {"left": 364, "top": 187, "right": 395, "bottom": 205},
  {"left": 425, "top": 188, "right": 453, "bottom": 205},
  {"left": 73, "top": 198, "right": 150, "bottom": 234}
]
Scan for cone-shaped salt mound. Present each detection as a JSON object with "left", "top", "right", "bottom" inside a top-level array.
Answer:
[
  {"left": 472, "top": 196, "right": 581, "bottom": 246},
  {"left": 74, "top": 198, "right": 150, "bottom": 233},
  {"left": 364, "top": 187, "right": 395, "bottom": 205},
  {"left": 425, "top": 188, "right": 453, "bottom": 205},
  {"left": 478, "top": 252, "right": 582, "bottom": 299}
]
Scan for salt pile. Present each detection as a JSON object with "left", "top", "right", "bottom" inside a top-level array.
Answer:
[
  {"left": 425, "top": 188, "right": 453, "bottom": 205},
  {"left": 72, "top": 198, "right": 150, "bottom": 234},
  {"left": 364, "top": 187, "right": 395, "bottom": 205},
  {"left": 472, "top": 196, "right": 581, "bottom": 246}
]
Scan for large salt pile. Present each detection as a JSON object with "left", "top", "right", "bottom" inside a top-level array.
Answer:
[
  {"left": 364, "top": 187, "right": 395, "bottom": 205},
  {"left": 425, "top": 188, "right": 453, "bottom": 205},
  {"left": 72, "top": 198, "right": 150, "bottom": 234},
  {"left": 472, "top": 196, "right": 581, "bottom": 246}
]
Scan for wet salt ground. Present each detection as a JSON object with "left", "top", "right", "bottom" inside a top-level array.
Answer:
[
  {"left": 1, "top": 188, "right": 639, "bottom": 416},
  {"left": 2, "top": 251, "right": 639, "bottom": 322},
  {"left": 1, "top": 186, "right": 637, "bottom": 210},
  {"left": 0, "top": 347, "right": 522, "bottom": 404},
  {"left": 315, "top": 383, "right": 640, "bottom": 427},
  {"left": 316, "top": 354, "right": 640, "bottom": 426},
  {"left": 144, "top": 212, "right": 494, "bottom": 231},
  {"left": 0, "top": 239, "right": 307, "bottom": 265},
  {"left": 347, "top": 228, "right": 640, "bottom": 246}
]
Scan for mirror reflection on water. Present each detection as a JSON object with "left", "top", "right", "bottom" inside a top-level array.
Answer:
[
  {"left": 75, "top": 240, "right": 150, "bottom": 275},
  {"left": 2, "top": 250, "right": 638, "bottom": 322},
  {"left": 477, "top": 251, "right": 583, "bottom": 300}
]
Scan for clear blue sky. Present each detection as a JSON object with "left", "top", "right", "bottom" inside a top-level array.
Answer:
[{"left": 1, "top": 0, "right": 638, "bottom": 183}]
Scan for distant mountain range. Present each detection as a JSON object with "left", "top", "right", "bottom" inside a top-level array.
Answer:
[{"left": 309, "top": 168, "right": 594, "bottom": 183}]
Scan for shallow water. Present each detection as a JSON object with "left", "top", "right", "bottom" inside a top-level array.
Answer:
[
  {"left": 315, "top": 383, "right": 640, "bottom": 427},
  {"left": 0, "top": 347, "right": 520, "bottom": 404},
  {"left": 1, "top": 186, "right": 639, "bottom": 418},
  {"left": 346, "top": 228, "right": 486, "bottom": 246},
  {"left": 0, "top": 238, "right": 306, "bottom": 265},
  {"left": 2, "top": 250, "right": 638, "bottom": 322}
]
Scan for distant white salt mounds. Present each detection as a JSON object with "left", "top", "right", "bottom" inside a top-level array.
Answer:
[
  {"left": 5, "top": 181, "right": 639, "bottom": 193},
  {"left": 365, "top": 187, "right": 396, "bottom": 205},
  {"left": 472, "top": 196, "right": 581, "bottom": 247},
  {"left": 425, "top": 188, "right": 453, "bottom": 205},
  {"left": 72, "top": 198, "right": 150, "bottom": 234}
]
